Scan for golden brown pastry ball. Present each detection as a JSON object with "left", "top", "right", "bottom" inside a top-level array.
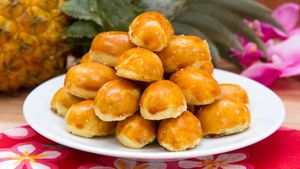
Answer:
[
  {"left": 158, "top": 111, "right": 202, "bottom": 152},
  {"left": 65, "top": 100, "right": 116, "bottom": 138},
  {"left": 140, "top": 80, "right": 187, "bottom": 120},
  {"left": 65, "top": 63, "right": 117, "bottom": 99},
  {"left": 170, "top": 67, "right": 221, "bottom": 105},
  {"left": 94, "top": 78, "right": 141, "bottom": 121},
  {"left": 51, "top": 87, "right": 83, "bottom": 117},
  {"left": 89, "top": 31, "right": 135, "bottom": 67},
  {"left": 115, "top": 48, "right": 163, "bottom": 82},
  {"left": 159, "top": 35, "right": 211, "bottom": 73},
  {"left": 80, "top": 53, "right": 91, "bottom": 64},
  {"left": 128, "top": 11, "right": 174, "bottom": 52},
  {"left": 116, "top": 113, "right": 156, "bottom": 149},
  {"left": 200, "top": 61, "right": 214, "bottom": 74},
  {"left": 220, "top": 84, "right": 249, "bottom": 104},
  {"left": 196, "top": 98, "right": 251, "bottom": 137}
]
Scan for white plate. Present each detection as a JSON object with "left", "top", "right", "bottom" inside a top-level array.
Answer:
[{"left": 23, "top": 69, "right": 285, "bottom": 160}]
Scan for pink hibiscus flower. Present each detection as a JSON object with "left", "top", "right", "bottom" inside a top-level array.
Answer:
[
  {"left": 233, "top": 3, "right": 300, "bottom": 85},
  {"left": 0, "top": 142, "right": 67, "bottom": 169}
]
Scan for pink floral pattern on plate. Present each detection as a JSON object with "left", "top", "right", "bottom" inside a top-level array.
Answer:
[{"left": 0, "top": 142, "right": 67, "bottom": 169}]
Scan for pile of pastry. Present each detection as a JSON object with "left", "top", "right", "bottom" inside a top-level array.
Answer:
[{"left": 51, "top": 12, "right": 251, "bottom": 152}]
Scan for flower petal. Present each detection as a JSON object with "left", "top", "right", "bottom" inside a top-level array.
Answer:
[
  {"left": 272, "top": 3, "right": 300, "bottom": 32},
  {"left": 0, "top": 160, "right": 20, "bottom": 169},
  {"left": 0, "top": 151, "right": 19, "bottom": 158},
  {"left": 89, "top": 166, "right": 114, "bottom": 169},
  {"left": 269, "top": 35, "right": 300, "bottom": 66},
  {"left": 260, "top": 23, "right": 287, "bottom": 41},
  {"left": 216, "top": 153, "right": 247, "bottom": 163},
  {"left": 241, "top": 60, "right": 284, "bottom": 86},
  {"left": 17, "top": 144, "right": 36, "bottom": 154},
  {"left": 203, "top": 165, "right": 219, "bottom": 169},
  {"left": 222, "top": 164, "right": 247, "bottom": 169},
  {"left": 178, "top": 160, "right": 202, "bottom": 168},
  {"left": 195, "top": 155, "right": 214, "bottom": 161},
  {"left": 114, "top": 158, "right": 136, "bottom": 169},
  {"left": 289, "top": 28, "right": 300, "bottom": 36},
  {"left": 30, "top": 162, "right": 51, "bottom": 169},
  {"left": 78, "top": 163, "right": 114, "bottom": 169},
  {"left": 281, "top": 63, "right": 300, "bottom": 77},
  {"left": 38, "top": 151, "right": 61, "bottom": 160},
  {"left": 268, "top": 35, "right": 300, "bottom": 77},
  {"left": 142, "top": 163, "right": 167, "bottom": 169},
  {"left": 3, "top": 128, "right": 28, "bottom": 137}
]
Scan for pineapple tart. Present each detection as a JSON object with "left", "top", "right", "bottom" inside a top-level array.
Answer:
[
  {"left": 219, "top": 84, "right": 249, "bottom": 104},
  {"left": 116, "top": 113, "right": 156, "bottom": 149},
  {"left": 129, "top": 11, "right": 174, "bottom": 52},
  {"left": 200, "top": 61, "right": 214, "bottom": 74},
  {"left": 94, "top": 78, "right": 141, "bottom": 121},
  {"left": 65, "top": 62, "right": 117, "bottom": 99},
  {"left": 80, "top": 53, "right": 91, "bottom": 64},
  {"left": 158, "top": 111, "right": 202, "bottom": 152},
  {"left": 170, "top": 67, "right": 221, "bottom": 105},
  {"left": 159, "top": 35, "right": 211, "bottom": 73},
  {"left": 51, "top": 87, "right": 83, "bottom": 117},
  {"left": 140, "top": 80, "right": 187, "bottom": 120},
  {"left": 65, "top": 100, "right": 116, "bottom": 138},
  {"left": 115, "top": 48, "right": 163, "bottom": 82},
  {"left": 196, "top": 98, "right": 251, "bottom": 137},
  {"left": 89, "top": 31, "right": 135, "bottom": 67}
]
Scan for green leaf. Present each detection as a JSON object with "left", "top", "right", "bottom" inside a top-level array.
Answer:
[
  {"left": 175, "top": 12, "right": 244, "bottom": 52},
  {"left": 67, "top": 37, "right": 93, "bottom": 55},
  {"left": 197, "top": 0, "right": 284, "bottom": 31},
  {"left": 172, "top": 21, "right": 221, "bottom": 62},
  {"left": 131, "top": 0, "right": 188, "bottom": 19},
  {"left": 190, "top": 3, "right": 267, "bottom": 55},
  {"left": 98, "top": 0, "right": 140, "bottom": 31},
  {"left": 65, "top": 20, "right": 102, "bottom": 38},
  {"left": 60, "top": 0, "right": 103, "bottom": 26}
]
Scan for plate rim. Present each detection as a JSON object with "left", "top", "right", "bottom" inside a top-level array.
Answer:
[{"left": 23, "top": 69, "right": 285, "bottom": 160}]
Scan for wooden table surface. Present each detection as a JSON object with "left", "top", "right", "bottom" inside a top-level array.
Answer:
[{"left": 0, "top": 0, "right": 300, "bottom": 132}]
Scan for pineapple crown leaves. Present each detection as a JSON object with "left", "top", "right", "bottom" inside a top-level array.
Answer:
[
  {"left": 61, "top": 0, "right": 284, "bottom": 67},
  {"left": 131, "top": 0, "right": 189, "bottom": 19},
  {"left": 60, "top": 0, "right": 104, "bottom": 26},
  {"left": 60, "top": 0, "right": 140, "bottom": 39}
]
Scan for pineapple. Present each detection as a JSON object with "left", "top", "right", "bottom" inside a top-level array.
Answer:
[
  {"left": 0, "top": 0, "right": 71, "bottom": 91},
  {"left": 0, "top": 0, "right": 281, "bottom": 92}
]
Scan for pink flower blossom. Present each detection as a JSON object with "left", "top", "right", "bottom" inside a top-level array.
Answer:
[
  {"left": 2, "top": 126, "right": 35, "bottom": 139},
  {"left": 178, "top": 152, "right": 253, "bottom": 169},
  {"left": 268, "top": 35, "right": 300, "bottom": 77},
  {"left": 0, "top": 142, "right": 67, "bottom": 169},
  {"left": 241, "top": 55, "right": 284, "bottom": 86},
  {"left": 79, "top": 158, "right": 167, "bottom": 169},
  {"left": 233, "top": 3, "right": 300, "bottom": 85},
  {"left": 231, "top": 42, "right": 263, "bottom": 67}
]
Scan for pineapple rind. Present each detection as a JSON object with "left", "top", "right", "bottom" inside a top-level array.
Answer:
[{"left": 0, "top": 0, "right": 71, "bottom": 91}]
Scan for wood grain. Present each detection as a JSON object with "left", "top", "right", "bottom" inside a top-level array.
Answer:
[{"left": 0, "top": 0, "right": 299, "bottom": 132}]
